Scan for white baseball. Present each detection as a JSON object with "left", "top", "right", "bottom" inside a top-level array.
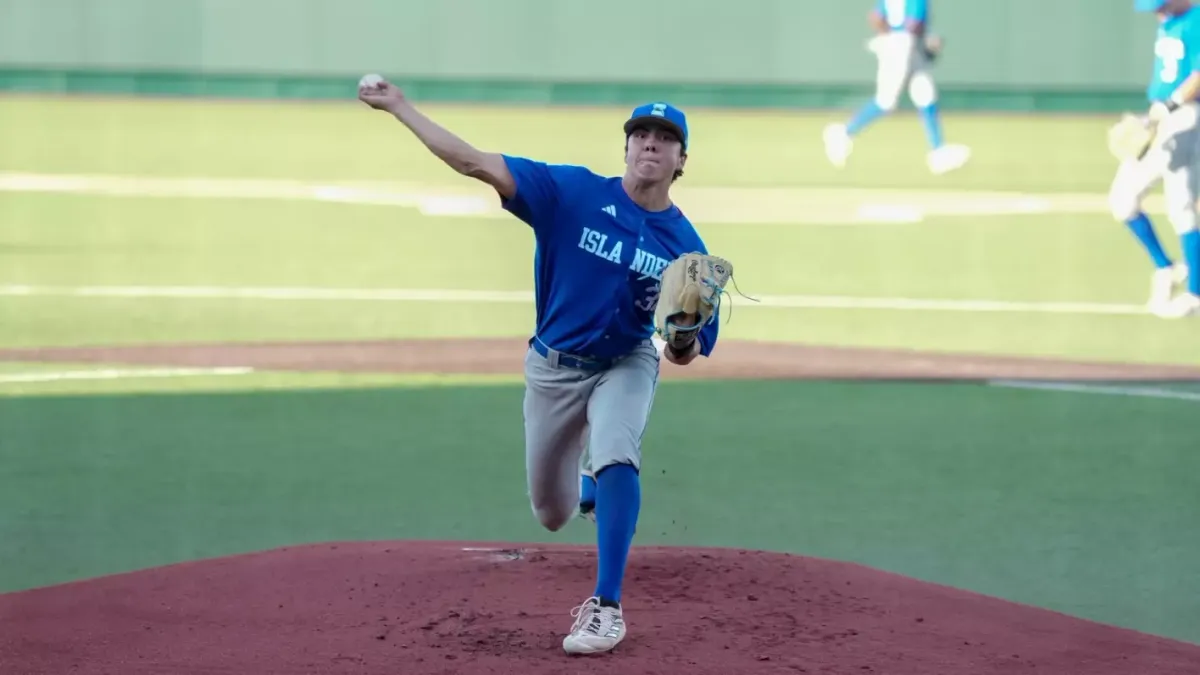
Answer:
[{"left": 359, "top": 73, "right": 385, "bottom": 89}]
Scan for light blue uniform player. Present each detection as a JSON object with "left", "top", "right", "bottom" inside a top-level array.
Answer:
[
  {"left": 823, "top": 0, "right": 971, "bottom": 175},
  {"left": 356, "top": 79, "right": 720, "bottom": 654},
  {"left": 1109, "top": 0, "right": 1200, "bottom": 318}
]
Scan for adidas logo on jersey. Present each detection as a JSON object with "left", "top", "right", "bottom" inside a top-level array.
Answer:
[{"left": 602, "top": 205, "right": 617, "bottom": 217}]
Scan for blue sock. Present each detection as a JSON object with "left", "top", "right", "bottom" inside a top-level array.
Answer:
[
  {"left": 1182, "top": 230, "right": 1200, "bottom": 295},
  {"left": 846, "top": 101, "right": 886, "bottom": 136},
  {"left": 579, "top": 471, "right": 597, "bottom": 513},
  {"left": 1126, "top": 213, "right": 1173, "bottom": 269},
  {"left": 917, "top": 103, "right": 944, "bottom": 149},
  {"left": 593, "top": 463, "right": 640, "bottom": 605}
]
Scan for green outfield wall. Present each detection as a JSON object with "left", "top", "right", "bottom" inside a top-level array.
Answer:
[{"left": 0, "top": 0, "right": 1160, "bottom": 111}]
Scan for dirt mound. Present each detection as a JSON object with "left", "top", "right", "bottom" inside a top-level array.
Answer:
[
  {"left": 3, "top": 338, "right": 1200, "bottom": 381},
  {"left": 2, "top": 542, "right": 1197, "bottom": 674}
]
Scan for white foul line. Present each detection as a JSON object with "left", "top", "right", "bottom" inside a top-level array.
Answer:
[
  {"left": 0, "top": 367, "right": 255, "bottom": 384},
  {"left": 988, "top": 380, "right": 1200, "bottom": 402},
  {"left": 742, "top": 294, "right": 1144, "bottom": 315},
  {"left": 0, "top": 285, "right": 1149, "bottom": 316},
  {"left": 0, "top": 284, "right": 534, "bottom": 303}
]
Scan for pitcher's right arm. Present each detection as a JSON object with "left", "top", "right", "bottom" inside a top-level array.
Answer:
[{"left": 358, "top": 77, "right": 517, "bottom": 200}]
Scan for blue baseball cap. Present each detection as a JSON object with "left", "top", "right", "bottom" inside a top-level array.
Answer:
[
  {"left": 623, "top": 102, "right": 689, "bottom": 150},
  {"left": 1135, "top": 0, "right": 1168, "bottom": 11}
]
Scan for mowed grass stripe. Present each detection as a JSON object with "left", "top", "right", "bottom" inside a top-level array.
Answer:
[
  {"left": 0, "top": 284, "right": 1148, "bottom": 316},
  {"left": 0, "top": 171, "right": 1171, "bottom": 224}
]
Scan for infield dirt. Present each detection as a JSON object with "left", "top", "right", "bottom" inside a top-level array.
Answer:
[
  {"left": 3, "top": 337, "right": 1200, "bottom": 380},
  {"left": 2, "top": 338, "right": 1199, "bottom": 674},
  {"left": 3, "top": 542, "right": 1199, "bottom": 674}
]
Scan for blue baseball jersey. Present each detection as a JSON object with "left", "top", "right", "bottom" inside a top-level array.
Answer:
[
  {"left": 876, "top": 0, "right": 928, "bottom": 30},
  {"left": 1148, "top": 6, "right": 1200, "bottom": 102},
  {"left": 499, "top": 155, "right": 720, "bottom": 362}
]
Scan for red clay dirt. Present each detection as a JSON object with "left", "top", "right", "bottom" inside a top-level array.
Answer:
[
  {"left": 3, "top": 541, "right": 1198, "bottom": 675},
  {"left": 3, "top": 337, "right": 1200, "bottom": 380},
  {"left": 3, "top": 338, "right": 1199, "bottom": 674}
]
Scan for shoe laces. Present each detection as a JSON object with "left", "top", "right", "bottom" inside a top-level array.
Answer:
[
  {"left": 569, "top": 597, "right": 622, "bottom": 638},
  {"left": 569, "top": 597, "right": 600, "bottom": 633}
]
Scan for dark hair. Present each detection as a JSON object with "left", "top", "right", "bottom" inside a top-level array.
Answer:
[{"left": 624, "top": 134, "right": 686, "bottom": 182}]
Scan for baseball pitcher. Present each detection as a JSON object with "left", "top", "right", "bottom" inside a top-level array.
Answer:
[
  {"left": 358, "top": 81, "right": 733, "bottom": 654},
  {"left": 1106, "top": 0, "right": 1200, "bottom": 318},
  {"left": 823, "top": 0, "right": 971, "bottom": 175}
]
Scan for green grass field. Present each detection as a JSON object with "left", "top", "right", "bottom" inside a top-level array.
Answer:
[
  {"left": 2, "top": 95, "right": 1197, "bottom": 362},
  {"left": 1, "top": 94, "right": 1198, "bottom": 646}
]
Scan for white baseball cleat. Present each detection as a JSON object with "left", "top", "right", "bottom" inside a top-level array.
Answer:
[
  {"left": 823, "top": 123, "right": 853, "bottom": 168},
  {"left": 927, "top": 143, "right": 971, "bottom": 175},
  {"left": 1148, "top": 263, "right": 1189, "bottom": 316},
  {"left": 562, "top": 596, "right": 626, "bottom": 655},
  {"left": 1156, "top": 291, "right": 1200, "bottom": 319}
]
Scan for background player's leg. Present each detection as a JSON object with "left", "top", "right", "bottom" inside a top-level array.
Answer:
[
  {"left": 1112, "top": 160, "right": 1173, "bottom": 267},
  {"left": 908, "top": 63, "right": 970, "bottom": 174},
  {"left": 522, "top": 347, "right": 596, "bottom": 532},
  {"left": 1157, "top": 112, "right": 1200, "bottom": 316},
  {"left": 856, "top": 33, "right": 912, "bottom": 133},
  {"left": 1108, "top": 142, "right": 1185, "bottom": 313},
  {"left": 911, "top": 69, "right": 944, "bottom": 150},
  {"left": 825, "top": 32, "right": 913, "bottom": 167}
]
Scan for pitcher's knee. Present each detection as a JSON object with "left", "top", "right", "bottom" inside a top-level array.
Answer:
[
  {"left": 589, "top": 449, "right": 641, "bottom": 476},
  {"left": 593, "top": 460, "right": 640, "bottom": 480},
  {"left": 1167, "top": 206, "right": 1198, "bottom": 234},
  {"left": 1108, "top": 188, "right": 1139, "bottom": 222},
  {"left": 530, "top": 499, "right": 574, "bottom": 532},
  {"left": 874, "top": 91, "right": 900, "bottom": 112},
  {"left": 908, "top": 72, "right": 937, "bottom": 108}
]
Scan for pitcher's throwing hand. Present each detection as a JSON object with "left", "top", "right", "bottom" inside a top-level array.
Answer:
[{"left": 357, "top": 74, "right": 405, "bottom": 112}]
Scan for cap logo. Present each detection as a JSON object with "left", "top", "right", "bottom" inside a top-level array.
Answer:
[{"left": 651, "top": 103, "right": 667, "bottom": 117}]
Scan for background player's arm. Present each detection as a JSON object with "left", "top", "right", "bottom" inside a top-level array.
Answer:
[
  {"left": 1168, "top": 72, "right": 1200, "bottom": 108},
  {"left": 867, "top": 8, "right": 889, "bottom": 34},
  {"left": 904, "top": 0, "right": 928, "bottom": 36},
  {"left": 361, "top": 81, "right": 516, "bottom": 199},
  {"left": 1157, "top": 21, "right": 1200, "bottom": 116}
]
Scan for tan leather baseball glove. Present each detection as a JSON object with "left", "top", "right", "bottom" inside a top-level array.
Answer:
[
  {"left": 1107, "top": 113, "right": 1157, "bottom": 161},
  {"left": 654, "top": 252, "right": 734, "bottom": 351}
]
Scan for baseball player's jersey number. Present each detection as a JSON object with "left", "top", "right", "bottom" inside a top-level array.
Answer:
[
  {"left": 633, "top": 283, "right": 660, "bottom": 314},
  {"left": 1157, "top": 37, "right": 1185, "bottom": 82}
]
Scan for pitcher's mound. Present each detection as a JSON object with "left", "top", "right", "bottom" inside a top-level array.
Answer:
[{"left": 2, "top": 542, "right": 1197, "bottom": 674}]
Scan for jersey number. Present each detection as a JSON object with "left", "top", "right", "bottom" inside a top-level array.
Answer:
[
  {"left": 634, "top": 282, "right": 660, "bottom": 314},
  {"left": 1157, "top": 37, "right": 1185, "bottom": 82}
]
